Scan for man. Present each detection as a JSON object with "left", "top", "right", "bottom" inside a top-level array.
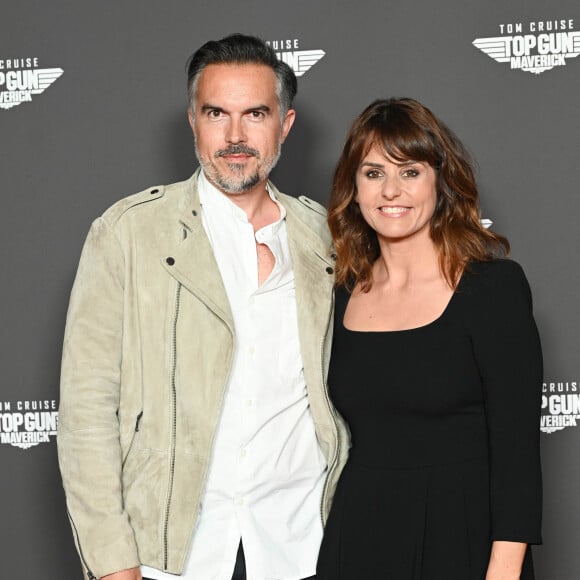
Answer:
[{"left": 58, "top": 34, "right": 349, "bottom": 580}]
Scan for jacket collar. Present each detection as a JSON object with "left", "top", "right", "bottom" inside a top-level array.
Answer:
[
  {"left": 163, "top": 169, "right": 233, "bottom": 330},
  {"left": 165, "top": 169, "right": 333, "bottom": 331}
]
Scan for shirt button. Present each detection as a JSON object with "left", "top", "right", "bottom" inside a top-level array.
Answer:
[
  {"left": 237, "top": 498, "right": 245, "bottom": 506},
  {"left": 240, "top": 449, "right": 247, "bottom": 457},
  {"left": 248, "top": 346, "right": 255, "bottom": 355},
  {"left": 246, "top": 399, "right": 253, "bottom": 407}
]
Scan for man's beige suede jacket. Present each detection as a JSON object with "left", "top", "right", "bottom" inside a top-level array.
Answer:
[{"left": 57, "top": 170, "right": 349, "bottom": 580}]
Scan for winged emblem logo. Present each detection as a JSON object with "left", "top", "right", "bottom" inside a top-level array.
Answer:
[
  {"left": 0, "top": 67, "right": 64, "bottom": 110},
  {"left": 472, "top": 37, "right": 512, "bottom": 65},
  {"left": 292, "top": 50, "right": 325, "bottom": 77},
  {"left": 33, "top": 67, "right": 64, "bottom": 94},
  {"left": 473, "top": 32, "right": 580, "bottom": 74},
  {"left": 276, "top": 49, "right": 325, "bottom": 77}
]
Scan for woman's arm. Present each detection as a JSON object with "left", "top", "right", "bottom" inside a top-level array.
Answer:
[
  {"left": 486, "top": 540, "right": 527, "bottom": 579},
  {"left": 469, "top": 261, "right": 543, "bottom": 549}
]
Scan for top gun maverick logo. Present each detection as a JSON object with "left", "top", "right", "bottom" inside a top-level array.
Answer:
[
  {"left": 541, "top": 381, "right": 580, "bottom": 434},
  {"left": 0, "top": 57, "right": 63, "bottom": 110},
  {"left": 473, "top": 18, "right": 580, "bottom": 74},
  {"left": 265, "top": 38, "right": 325, "bottom": 77},
  {"left": 0, "top": 399, "right": 58, "bottom": 450}
]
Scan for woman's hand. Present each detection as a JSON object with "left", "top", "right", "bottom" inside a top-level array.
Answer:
[{"left": 485, "top": 541, "right": 527, "bottom": 580}]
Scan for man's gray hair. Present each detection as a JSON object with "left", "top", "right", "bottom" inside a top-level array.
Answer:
[{"left": 186, "top": 33, "right": 297, "bottom": 121}]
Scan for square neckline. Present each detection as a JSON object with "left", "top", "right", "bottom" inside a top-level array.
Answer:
[{"left": 340, "top": 269, "right": 467, "bottom": 334}]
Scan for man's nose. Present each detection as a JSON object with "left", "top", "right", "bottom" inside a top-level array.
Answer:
[{"left": 225, "top": 117, "right": 247, "bottom": 143}]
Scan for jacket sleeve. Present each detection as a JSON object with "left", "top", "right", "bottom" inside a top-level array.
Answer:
[
  {"left": 470, "top": 260, "right": 543, "bottom": 544},
  {"left": 57, "top": 217, "right": 140, "bottom": 579}
]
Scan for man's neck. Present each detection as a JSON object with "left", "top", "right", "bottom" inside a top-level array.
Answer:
[{"left": 207, "top": 175, "right": 281, "bottom": 231}]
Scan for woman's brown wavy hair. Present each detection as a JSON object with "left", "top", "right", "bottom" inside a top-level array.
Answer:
[{"left": 328, "top": 98, "right": 509, "bottom": 291}]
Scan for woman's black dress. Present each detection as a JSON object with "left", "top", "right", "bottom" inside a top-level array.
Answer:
[{"left": 317, "top": 260, "right": 542, "bottom": 580}]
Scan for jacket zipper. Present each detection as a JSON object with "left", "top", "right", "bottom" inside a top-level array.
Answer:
[
  {"left": 121, "top": 411, "right": 143, "bottom": 468},
  {"left": 67, "top": 509, "right": 97, "bottom": 580},
  {"left": 319, "top": 291, "right": 339, "bottom": 526},
  {"left": 163, "top": 282, "right": 181, "bottom": 570},
  {"left": 179, "top": 313, "right": 235, "bottom": 568}
]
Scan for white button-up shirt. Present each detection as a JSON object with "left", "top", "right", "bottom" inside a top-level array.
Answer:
[{"left": 142, "top": 172, "right": 326, "bottom": 580}]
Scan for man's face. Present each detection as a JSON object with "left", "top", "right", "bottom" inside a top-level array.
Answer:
[{"left": 189, "top": 63, "right": 295, "bottom": 196}]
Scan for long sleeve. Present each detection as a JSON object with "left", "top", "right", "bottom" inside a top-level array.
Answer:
[
  {"left": 57, "top": 217, "right": 140, "bottom": 579},
  {"left": 469, "top": 260, "right": 543, "bottom": 544}
]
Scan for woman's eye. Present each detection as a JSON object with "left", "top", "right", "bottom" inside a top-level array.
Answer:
[
  {"left": 402, "top": 168, "right": 419, "bottom": 178},
  {"left": 366, "top": 169, "right": 382, "bottom": 179}
]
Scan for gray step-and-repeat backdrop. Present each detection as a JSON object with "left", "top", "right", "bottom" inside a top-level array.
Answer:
[{"left": 1, "top": 0, "right": 579, "bottom": 578}]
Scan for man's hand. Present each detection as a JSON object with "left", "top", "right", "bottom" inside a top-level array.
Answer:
[{"left": 100, "top": 568, "right": 142, "bottom": 580}]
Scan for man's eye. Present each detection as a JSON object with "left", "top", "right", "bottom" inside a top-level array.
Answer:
[
  {"left": 249, "top": 110, "right": 265, "bottom": 119},
  {"left": 208, "top": 110, "right": 222, "bottom": 118}
]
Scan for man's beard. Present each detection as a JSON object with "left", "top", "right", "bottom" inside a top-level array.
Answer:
[{"left": 195, "top": 142, "right": 281, "bottom": 194}]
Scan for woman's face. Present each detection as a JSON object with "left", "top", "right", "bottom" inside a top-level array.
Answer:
[{"left": 355, "top": 144, "right": 438, "bottom": 245}]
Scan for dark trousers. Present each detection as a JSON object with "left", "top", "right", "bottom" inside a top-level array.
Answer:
[
  {"left": 143, "top": 540, "right": 317, "bottom": 579},
  {"left": 231, "top": 541, "right": 316, "bottom": 580}
]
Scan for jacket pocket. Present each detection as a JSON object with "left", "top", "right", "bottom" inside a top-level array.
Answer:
[{"left": 121, "top": 411, "right": 143, "bottom": 467}]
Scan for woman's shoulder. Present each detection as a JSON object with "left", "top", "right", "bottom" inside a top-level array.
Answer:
[
  {"left": 463, "top": 258, "right": 527, "bottom": 289},
  {"left": 467, "top": 257, "right": 524, "bottom": 276},
  {"left": 334, "top": 283, "right": 351, "bottom": 309},
  {"left": 459, "top": 258, "right": 533, "bottom": 308}
]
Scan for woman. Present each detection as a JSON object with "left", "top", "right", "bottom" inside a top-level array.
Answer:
[{"left": 317, "top": 98, "right": 542, "bottom": 580}]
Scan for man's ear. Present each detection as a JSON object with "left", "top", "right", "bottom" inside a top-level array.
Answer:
[{"left": 279, "top": 109, "right": 296, "bottom": 143}]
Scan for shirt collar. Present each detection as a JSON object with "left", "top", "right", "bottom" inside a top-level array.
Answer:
[{"left": 197, "top": 170, "right": 286, "bottom": 235}]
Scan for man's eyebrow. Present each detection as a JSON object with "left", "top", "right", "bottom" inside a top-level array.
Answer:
[
  {"left": 199, "top": 104, "right": 272, "bottom": 114},
  {"left": 200, "top": 104, "right": 224, "bottom": 113},
  {"left": 246, "top": 104, "right": 271, "bottom": 112}
]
